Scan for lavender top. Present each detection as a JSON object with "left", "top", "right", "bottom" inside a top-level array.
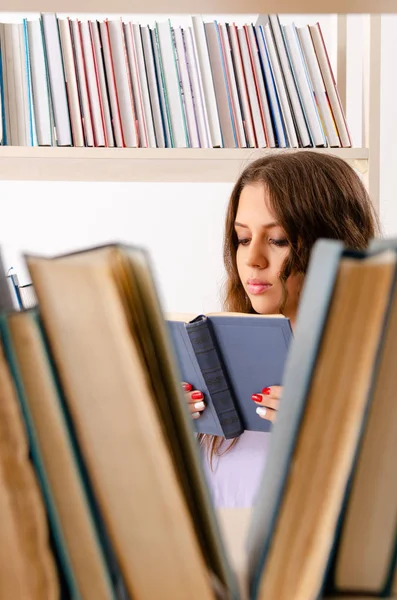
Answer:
[{"left": 201, "top": 431, "right": 271, "bottom": 508}]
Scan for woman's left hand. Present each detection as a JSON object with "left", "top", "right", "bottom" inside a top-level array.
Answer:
[{"left": 251, "top": 386, "right": 283, "bottom": 423}]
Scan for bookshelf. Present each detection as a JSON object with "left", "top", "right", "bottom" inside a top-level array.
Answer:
[
  {"left": 0, "top": 146, "right": 370, "bottom": 182},
  {"left": 0, "top": 4, "right": 382, "bottom": 210}
]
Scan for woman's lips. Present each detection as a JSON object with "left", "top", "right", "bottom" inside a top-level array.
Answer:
[{"left": 247, "top": 281, "right": 272, "bottom": 295}]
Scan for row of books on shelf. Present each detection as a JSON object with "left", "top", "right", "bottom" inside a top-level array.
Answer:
[
  {"left": 0, "top": 13, "right": 352, "bottom": 150},
  {"left": 0, "top": 237, "right": 396, "bottom": 599}
]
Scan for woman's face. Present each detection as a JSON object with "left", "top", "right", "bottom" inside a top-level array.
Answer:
[{"left": 235, "top": 183, "right": 303, "bottom": 325}]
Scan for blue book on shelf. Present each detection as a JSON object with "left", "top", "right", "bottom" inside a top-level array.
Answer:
[{"left": 167, "top": 312, "right": 293, "bottom": 438}]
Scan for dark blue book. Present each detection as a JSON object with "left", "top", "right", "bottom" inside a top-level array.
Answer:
[{"left": 167, "top": 312, "right": 292, "bottom": 438}]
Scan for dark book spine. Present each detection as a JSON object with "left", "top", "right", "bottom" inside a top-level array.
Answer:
[{"left": 185, "top": 316, "right": 243, "bottom": 439}]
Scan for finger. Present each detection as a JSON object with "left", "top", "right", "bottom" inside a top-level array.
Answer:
[
  {"left": 181, "top": 382, "right": 193, "bottom": 392},
  {"left": 188, "top": 400, "right": 206, "bottom": 414},
  {"left": 251, "top": 394, "right": 279, "bottom": 411},
  {"left": 255, "top": 406, "right": 277, "bottom": 423},
  {"left": 191, "top": 411, "right": 201, "bottom": 420},
  {"left": 186, "top": 390, "right": 205, "bottom": 404},
  {"left": 261, "top": 386, "right": 283, "bottom": 400}
]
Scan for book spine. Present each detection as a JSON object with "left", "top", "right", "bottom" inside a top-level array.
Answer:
[{"left": 185, "top": 316, "right": 243, "bottom": 439}]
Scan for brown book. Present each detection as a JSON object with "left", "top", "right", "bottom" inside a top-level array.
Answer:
[
  {"left": 6, "top": 310, "right": 115, "bottom": 600},
  {"left": 0, "top": 337, "right": 59, "bottom": 599}
]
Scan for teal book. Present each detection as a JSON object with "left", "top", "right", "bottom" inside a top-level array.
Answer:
[
  {"left": 1, "top": 309, "right": 119, "bottom": 600},
  {"left": 322, "top": 236, "right": 397, "bottom": 598},
  {"left": 167, "top": 312, "right": 293, "bottom": 438},
  {"left": 246, "top": 239, "right": 397, "bottom": 600}
]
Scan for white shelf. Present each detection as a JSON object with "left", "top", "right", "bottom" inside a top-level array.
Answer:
[
  {"left": 0, "top": 147, "right": 369, "bottom": 182},
  {"left": 0, "top": 0, "right": 392, "bottom": 12}
]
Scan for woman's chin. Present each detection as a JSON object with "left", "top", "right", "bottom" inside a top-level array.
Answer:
[{"left": 249, "top": 297, "right": 281, "bottom": 316}]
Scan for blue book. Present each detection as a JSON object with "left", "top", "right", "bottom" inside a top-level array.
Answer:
[{"left": 167, "top": 312, "right": 292, "bottom": 438}]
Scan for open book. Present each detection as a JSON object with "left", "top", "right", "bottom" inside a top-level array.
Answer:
[
  {"left": 1, "top": 239, "right": 397, "bottom": 599},
  {"left": 167, "top": 312, "right": 292, "bottom": 437}
]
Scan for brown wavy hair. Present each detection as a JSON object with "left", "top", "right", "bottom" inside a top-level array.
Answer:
[{"left": 199, "top": 150, "right": 379, "bottom": 465}]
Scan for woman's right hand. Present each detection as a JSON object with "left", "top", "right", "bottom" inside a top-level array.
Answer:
[{"left": 182, "top": 382, "right": 206, "bottom": 419}]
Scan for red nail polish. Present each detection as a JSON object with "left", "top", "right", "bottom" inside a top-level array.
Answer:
[
  {"left": 192, "top": 391, "right": 204, "bottom": 400},
  {"left": 252, "top": 394, "right": 262, "bottom": 402},
  {"left": 262, "top": 388, "right": 271, "bottom": 395},
  {"left": 182, "top": 383, "right": 193, "bottom": 392}
]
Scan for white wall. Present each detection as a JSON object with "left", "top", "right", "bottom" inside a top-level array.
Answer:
[{"left": 0, "top": 13, "right": 395, "bottom": 313}]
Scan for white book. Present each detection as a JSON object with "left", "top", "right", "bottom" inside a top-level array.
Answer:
[
  {"left": 70, "top": 18, "right": 94, "bottom": 147},
  {"left": 107, "top": 19, "right": 138, "bottom": 148},
  {"left": 191, "top": 15, "right": 222, "bottom": 147},
  {"left": 228, "top": 23, "right": 256, "bottom": 148},
  {"left": 263, "top": 21, "right": 298, "bottom": 148},
  {"left": 255, "top": 24, "right": 287, "bottom": 148},
  {"left": 58, "top": 18, "right": 84, "bottom": 147},
  {"left": 238, "top": 26, "right": 267, "bottom": 148},
  {"left": 269, "top": 14, "right": 310, "bottom": 147},
  {"left": 3, "top": 23, "right": 28, "bottom": 146},
  {"left": 246, "top": 24, "right": 275, "bottom": 147},
  {"left": 155, "top": 21, "right": 188, "bottom": 148},
  {"left": 174, "top": 26, "right": 200, "bottom": 148},
  {"left": 184, "top": 27, "right": 211, "bottom": 148},
  {"left": 140, "top": 25, "right": 165, "bottom": 148},
  {"left": 99, "top": 20, "right": 124, "bottom": 147},
  {"left": 283, "top": 23, "right": 326, "bottom": 147},
  {"left": 309, "top": 23, "right": 352, "bottom": 148},
  {"left": 205, "top": 22, "right": 237, "bottom": 148},
  {"left": 220, "top": 23, "right": 247, "bottom": 148},
  {"left": 42, "top": 13, "right": 72, "bottom": 146},
  {"left": 132, "top": 24, "right": 157, "bottom": 148},
  {"left": 80, "top": 20, "right": 106, "bottom": 147},
  {"left": 124, "top": 22, "right": 148, "bottom": 147},
  {"left": 90, "top": 20, "right": 114, "bottom": 147},
  {"left": 297, "top": 25, "right": 340, "bottom": 148}
]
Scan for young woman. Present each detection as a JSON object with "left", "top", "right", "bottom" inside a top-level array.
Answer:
[{"left": 183, "top": 151, "right": 379, "bottom": 509}]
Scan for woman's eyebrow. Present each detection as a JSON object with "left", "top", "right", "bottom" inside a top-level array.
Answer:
[{"left": 234, "top": 221, "right": 279, "bottom": 229}]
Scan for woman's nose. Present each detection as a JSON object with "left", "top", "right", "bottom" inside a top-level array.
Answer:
[{"left": 246, "top": 241, "right": 269, "bottom": 269}]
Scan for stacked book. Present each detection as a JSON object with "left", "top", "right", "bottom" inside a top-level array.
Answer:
[{"left": 0, "top": 14, "right": 352, "bottom": 149}]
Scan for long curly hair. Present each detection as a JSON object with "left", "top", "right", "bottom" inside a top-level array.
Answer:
[{"left": 199, "top": 151, "right": 379, "bottom": 465}]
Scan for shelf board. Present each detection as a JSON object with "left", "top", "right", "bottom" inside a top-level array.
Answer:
[
  {"left": 0, "top": 0, "right": 393, "bottom": 11},
  {"left": 0, "top": 147, "right": 369, "bottom": 183}
]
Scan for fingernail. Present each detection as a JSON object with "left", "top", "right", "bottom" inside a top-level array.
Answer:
[
  {"left": 192, "top": 412, "right": 200, "bottom": 419},
  {"left": 192, "top": 391, "right": 204, "bottom": 400},
  {"left": 262, "top": 387, "right": 271, "bottom": 395},
  {"left": 194, "top": 401, "right": 205, "bottom": 410},
  {"left": 256, "top": 406, "right": 267, "bottom": 417},
  {"left": 252, "top": 394, "right": 262, "bottom": 402},
  {"left": 182, "top": 383, "right": 193, "bottom": 392}
]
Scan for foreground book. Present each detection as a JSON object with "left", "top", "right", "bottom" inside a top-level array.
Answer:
[{"left": 1, "top": 238, "right": 397, "bottom": 598}]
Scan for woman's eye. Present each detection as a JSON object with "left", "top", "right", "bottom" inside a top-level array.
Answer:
[
  {"left": 237, "top": 238, "right": 251, "bottom": 246},
  {"left": 270, "top": 238, "right": 289, "bottom": 247}
]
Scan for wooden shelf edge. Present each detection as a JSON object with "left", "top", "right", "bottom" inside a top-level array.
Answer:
[
  {"left": 0, "top": 147, "right": 369, "bottom": 182},
  {"left": 0, "top": 0, "right": 393, "bottom": 12}
]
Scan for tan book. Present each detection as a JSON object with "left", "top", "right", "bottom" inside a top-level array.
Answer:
[
  {"left": 6, "top": 310, "right": 115, "bottom": 600},
  {"left": 26, "top": 245, "right": 231, "bottom": 600},
  {"left": 0, "top": 337, "right": 58, "bottom": 598}
]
